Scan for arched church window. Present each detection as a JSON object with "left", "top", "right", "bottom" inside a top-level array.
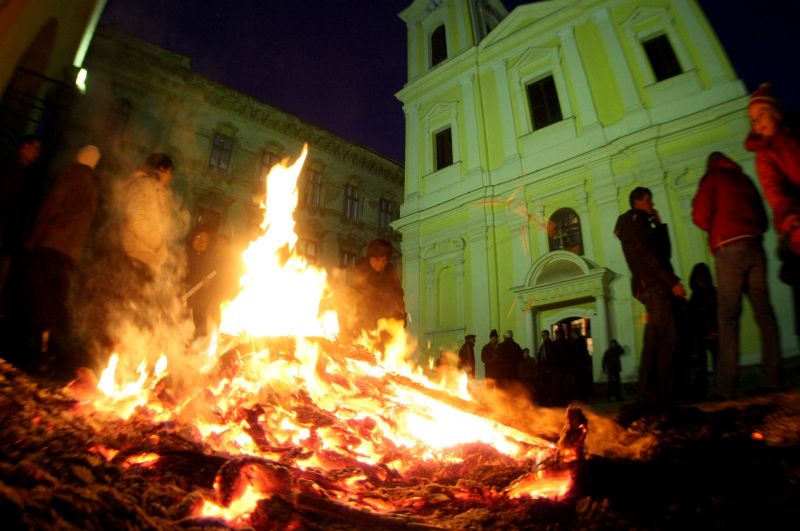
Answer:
[
  {"left": 547, "top": 208, "right": 583, "bottom": 255},
  {"left": 430, "top": 25, "right": 447, "bottom": 67}
]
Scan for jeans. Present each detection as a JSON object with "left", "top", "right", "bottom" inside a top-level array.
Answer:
[
  {"left": 638, "top": 283, "right": 676, "bottom": 404},
  {"left": 714, "top": 239, "right": 782, "bottom": 397}
]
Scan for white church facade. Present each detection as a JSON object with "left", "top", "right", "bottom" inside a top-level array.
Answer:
[{"left": 394, "top": 0, "right": 795, "bottom": 382}]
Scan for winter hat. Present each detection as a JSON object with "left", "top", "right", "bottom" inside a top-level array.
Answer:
[
  {"left": 749, "top": 83, "right": 780, "bottom": 110},
  {"left": 75, "top": 145, "right": 101, "bottom": 169},
  {"left": 503, "top": 330, "right": 513, "bottom": 339}
]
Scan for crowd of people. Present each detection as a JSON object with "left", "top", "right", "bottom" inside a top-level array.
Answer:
[
  {"left": 445, "top": 326, "right": 601, "bottom": 406},
  {"left": 0, "top": 82, "right": 796, "bottom": 405},
  {"left": 616, "top": 82, "right": 798, "bottom": 407},
  {"left": 439, "top": 83, "right": 799, "bottom": 409},
  {"left": 0, "top": 146, "right": 238, "bottom": 380}
]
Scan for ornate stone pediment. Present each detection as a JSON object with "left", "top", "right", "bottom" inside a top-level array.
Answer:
[{"left": 513, "top": 250, "right": 614, "bottom": 307}]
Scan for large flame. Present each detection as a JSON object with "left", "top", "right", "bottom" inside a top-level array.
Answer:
[{"left": 79, "top": 145, "right": 572, "bottom": 524}]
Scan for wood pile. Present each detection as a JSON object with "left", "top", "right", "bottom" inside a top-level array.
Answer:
[{"left": 2, "top": 354, "right": 799, "bottom": 530}]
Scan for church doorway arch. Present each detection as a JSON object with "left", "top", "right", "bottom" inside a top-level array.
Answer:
[{"left": 513, "top": 251, "right": 613, "bottom": 382}]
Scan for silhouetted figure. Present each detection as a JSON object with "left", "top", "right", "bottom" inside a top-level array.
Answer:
[
  {"left": 571, "top": 329, "right": 592, "bottom": 402},
  {"left": 185, "top": 227, "right": 216, "bottom": 338},
  {"left": 347, "top": 239, "right": 405, "bottom": 332},
  {"left": 602, "top": 339, "right": 624, "bottom": 401},
  {"left": 495, "top": 330, "right": 523, "bottom": 390},
  {"left": 0, "top": 135, "right": 42, "bottom": 316},
  {"left": 550, "top": 327, "right": 573, "bottom": 406},
  {"left": 615, "top": 186, "right": 686, "bottom": 406},
  {"left": 25, "top": 145, "right": 101, "bottom": 376},
  {"left": 458, "top": 334, "right": 476, "bottom": 378},
  {"left": 481, "top": 329, "right": 500, "bottom": 386},
  {"left": 536, "top": 330, "right": 554, "bottom": 406},
  {"left": 517, "top": 347, "right": 538, "bottom": 403},
  {"left": 686, "top": 263, "right": 718, "bottom": 401}
]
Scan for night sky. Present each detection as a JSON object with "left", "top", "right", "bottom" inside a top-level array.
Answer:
[{"left": 99, "top": 0, "right": 800, "bottom": 163}]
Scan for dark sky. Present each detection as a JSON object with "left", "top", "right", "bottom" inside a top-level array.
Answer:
[{"left": 99, "top": 0, "right": 800, "bottom": 164}]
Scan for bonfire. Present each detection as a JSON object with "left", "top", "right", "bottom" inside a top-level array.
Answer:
[{"left": 5, "top": 146, "right": 590, "bottom": 529}]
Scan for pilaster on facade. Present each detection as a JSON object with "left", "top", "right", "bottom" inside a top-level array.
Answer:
[
  {"left": 458, "top": 72, "right": 482, "bottom": 172},
  {"left": 574, "top": 188, "right": 596, "bottom": 260},
  {"left": 557, "top": 25, "right": 599, "bottom": 131},
  {"left": 403, "top": 102, "right": 421, "bottom": 200},
  {"left": 590, "top": 7, "right": 649, "bottom": 134},
  {"left": 505, "top": 197, "right": 532, "bottom": 287},
  {"left": 491, "top": 59, "right": 519, "bottom": 162}
]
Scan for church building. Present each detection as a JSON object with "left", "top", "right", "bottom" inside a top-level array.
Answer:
[{"left": 394, "top": 0, "right": 794, "bottom": 381}]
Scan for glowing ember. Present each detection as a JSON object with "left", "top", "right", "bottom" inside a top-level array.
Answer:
[{"left": 73, "top": 146, "right": 578, "bottom": 526}]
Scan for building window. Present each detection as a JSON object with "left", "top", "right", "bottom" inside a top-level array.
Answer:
[
  {"left": 431, "top": 25, "right": 447, "bottom": 67},
  {"left": 339, "top": 250, "right": 358, "bottom": 268},
  {"left": 379, "top": 197, "right": 397, "bottom": 230},
  {"left": 435, "top": 127, "right": 453, "bottom": 170},
  {"left": 547, "top": 208, "right": 583, "bottom": 255},
  {"left": 303, "top": 168, "right": 323, "bottom": 209},
  {"left": 643, "top": 34, "right": 682, "bottom": 82},
  {"left": 209, "top": 133, "right": 234, "bottom": 172},
  {"left": 255, "top": 151, "right": 280, "bottom": 195},
  {"left": 344, "top": 183, "right": 360, "bottom": 221},
  {"left": 527, "top": 75, "right": 562, "bottom": 131},
  {"left": 297, "top": 239, "right": 317, "bottom": 263},
  {"left": 105, "top": 98, "right": 131, "bottom": 143}
]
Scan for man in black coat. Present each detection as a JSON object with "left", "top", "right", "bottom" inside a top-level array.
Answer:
[
  {"left": 495, "top": 330, "right": 524, "bottom": 390},
  {"left": 615, "top": 186, "right": 686, "bottom": 405}
]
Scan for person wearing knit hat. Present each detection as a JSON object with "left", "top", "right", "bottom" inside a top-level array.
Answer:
[
  {"left": 745, "top": 83, "right": 800, "bottom": 342},
  {"left": 458, "top": 333, "right": 477, "bottom": 378},
  {"left": 22, "top": 145, "right": 101, "bottom": 377},
  {"left": 481, "top": 328, "right": 500, "bottom": 386}
]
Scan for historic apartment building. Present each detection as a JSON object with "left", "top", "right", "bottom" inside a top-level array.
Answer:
[
  {"left": 395, "top": 0, "right": 795, "bottom": 380},
  {"left": 59, "top": 27, "right": 404, "bottom": 271}
]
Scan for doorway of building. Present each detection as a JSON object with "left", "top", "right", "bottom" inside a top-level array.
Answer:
[{"left": 550, "top": 316, "right": 592, "bottom": 355}]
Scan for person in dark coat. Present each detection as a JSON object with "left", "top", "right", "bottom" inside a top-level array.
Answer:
[
  {"left": 517, "top": 347, "right": 538, "bottom": 402},
  {"left": 536, "top": 330, "right": 554, "bottom": 405},
  {"left": 346, "top": 238, "right": 406, "bottom": 341},
  {"left": 571, "top": 329, "right": 593, "bottom": 402},
  {"left": 685, "top": 263, "right": 718, "bottom": 401},
  {"left": 615, "top": 186, "right": 686, "bottom": 406},
  {"left": 692, "top": 151, "right": 782, "bottom": 398},
  {"left": 457, "top": 334, "right": 476, "bottom": 378},
  {"left": 549, "top": 327, "right": 573, "bottom": 406},
  {"left": 481, "top": 329, "right": 500, "bottom": 386},
  {"left": 184, "top": 227, "right": 217, "bottom": 338},
  {"left": 0, "top": 135, "right": 42, "bottom": 319},
  {"left": 24, "top": 145, "right": 101, "bottom": 375},
  {"left": 602, "top": 339, "right": 624, "bottom": 401},
  {"left": 495, "top": 330, "right": 524, "bottom": 390}
]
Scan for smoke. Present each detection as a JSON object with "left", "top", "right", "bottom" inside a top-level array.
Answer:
[{"left": 70, "top": 165, "right": 196, "bottom": 381}]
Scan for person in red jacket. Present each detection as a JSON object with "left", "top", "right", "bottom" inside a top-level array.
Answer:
[
  {"left": 692, "top": 151, "right": 782, "bottom": 398},
  {"left": 744, "top": 83, "right": 800, "bottom": 341}
]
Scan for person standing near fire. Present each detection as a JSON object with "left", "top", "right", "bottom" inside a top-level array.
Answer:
[
  {"left": 346, "top": 238, "right": 406, "bottom": 341},
  {"left": 184, "top": 226, "right": 217, "bottom": 338},
  {"left": 615, "top": 186, "right": 686, "bottom": 406},
  {"left": 481, "top": 329, "right": 500, "bottom": 386},
  {"left": 691, "top": 151, "right": 782, "bottom": 399},
  {"left": 24, "top": 145, "right": 101, "bottom": 375},
  {"left": 457, "top": 333, "right": 476, "bottom": 378},
  {"left": 745, "top": 83, "right": 800, "bottom": 345},
  {"left": 120, "top": 153, "right": 179, "bottom": 282}
]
